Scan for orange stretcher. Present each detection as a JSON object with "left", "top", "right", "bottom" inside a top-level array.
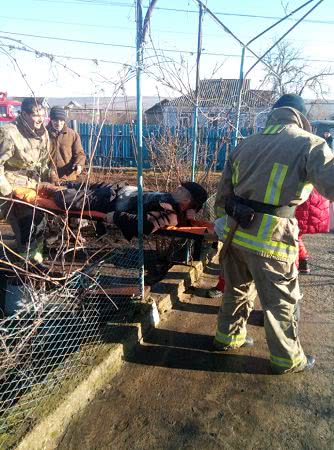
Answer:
[
  {"left": 12, "top": 188, "right": 215, "bottom": 255},
  {"left": 165, "top": 220, "right": 214, "bottom": 235},
  {"left": 13, "top": 187, "right": 107, "bottom": 220}
]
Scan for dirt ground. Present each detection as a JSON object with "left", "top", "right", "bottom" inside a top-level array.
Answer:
[{"left": 57, "top": 233, "right": 333, "bottom": 450}]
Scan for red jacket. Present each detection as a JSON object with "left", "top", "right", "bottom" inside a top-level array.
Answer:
[{"left": 295, "top": 189, "right": 330, "bottom": 235}]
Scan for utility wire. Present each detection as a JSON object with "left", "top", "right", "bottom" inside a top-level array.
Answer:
[
  {"left": 1, "top": 30, "right": 334, "bottom": 63},
  {"left": 0, "top": 42, "right": 132, "bottom": 65},
  {"left": 30, "top": 0, "right": 333, "bottom": 25},
  {"left": 1, "top": 14, "right": 334, "bottom": 45}
]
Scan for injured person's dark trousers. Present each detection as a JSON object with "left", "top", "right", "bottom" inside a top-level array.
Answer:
[
  {"left": 53, "top": 182, "right": 121, "bottom": 213},
  {"left": 6, "top": 202, "right": 45, "bottom": 252}
]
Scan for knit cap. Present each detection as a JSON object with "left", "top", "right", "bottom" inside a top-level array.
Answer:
[
  {"left": 50, "top": 106, "right": 66, "bottom": 120},
  {"left": 272, "top": 94, "right": 306, "bottom": 116}
]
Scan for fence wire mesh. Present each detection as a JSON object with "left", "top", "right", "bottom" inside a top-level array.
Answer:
[{"left": 0, "top": 219, "right": 142, "bottom": 447}]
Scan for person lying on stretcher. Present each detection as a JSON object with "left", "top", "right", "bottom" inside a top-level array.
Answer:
[{"left": 38, "top": 181, "right": 208, "bottom": 241}]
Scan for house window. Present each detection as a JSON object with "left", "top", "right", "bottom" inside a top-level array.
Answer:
[{"left": 179, "top": 113, "right": 191, "bottom": 128}]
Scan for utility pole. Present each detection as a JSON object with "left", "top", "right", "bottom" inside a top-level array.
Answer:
[
  {"left": 136, "top": 0, "right": 144, "bottom": 299},
  {"left": 191, "top": 3, "right": 203, "bottom": 182}
]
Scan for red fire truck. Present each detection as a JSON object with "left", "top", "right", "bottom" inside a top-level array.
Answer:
[{"left": 0, "top": 92, "right": 21, "bottom": 122}]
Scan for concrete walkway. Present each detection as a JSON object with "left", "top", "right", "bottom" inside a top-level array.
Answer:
[{"left": 57, "top": 234, "right": 334, "bottom": 450}]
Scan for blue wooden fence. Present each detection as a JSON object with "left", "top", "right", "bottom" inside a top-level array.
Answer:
[{"left": 78, "top": 123, "right": 258, "bottom": 171}]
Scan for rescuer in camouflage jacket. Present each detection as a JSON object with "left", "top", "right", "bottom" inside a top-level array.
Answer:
[
  {"left": 214, "top": 94, "right": 334, "bottom": 374},
  {"left": 0, "top": 97, "right": 50, "bottom": 264}
]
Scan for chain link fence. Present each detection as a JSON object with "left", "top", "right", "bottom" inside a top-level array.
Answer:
[{"left": 0, "top": 220, "right": 142, "bottom": 448}]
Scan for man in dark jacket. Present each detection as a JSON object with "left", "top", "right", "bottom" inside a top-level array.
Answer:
[
  {"left": 51, "top": 181, "right": 208, "bottom": 241},
  {"left": 47, "top": 106, "right": 86, "bottom": 182}
]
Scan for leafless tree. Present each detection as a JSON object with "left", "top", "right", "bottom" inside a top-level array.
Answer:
[{"left": 262, "top": 40, "right": 334, "bottom": 99}]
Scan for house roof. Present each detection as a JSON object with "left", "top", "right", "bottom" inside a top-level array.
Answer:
[
  {"left": 145, "top": 99, "right": 170, "bottom": 114},
  {"left": 146, "top": 79, "right": 274, "bottom": 112},
  {"left": 46, "top": 96, "right": 161, "bottom": 110},
  {"left": 65, "top": 100, "right": 83, "bottom": 109},
  {"left": 11, "top": 97, "right": 50, "bottom": 108}
]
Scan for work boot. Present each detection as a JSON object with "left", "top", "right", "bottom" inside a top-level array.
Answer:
[
  {"left": 213, "top": 336, "right": 254, "bottom": 351},
  {"left": 289, "top": 355, "right": 315, "bottom": 373},
  {"left": 272, "top": 355, "right": 315, "bottom": 375},
  {"left": 207, "top": 277, "right": 225, "bottom": 298},
  {"left": 207, "top": 287, "right": 223, "bottom": 298},
  {"left": 299, "top": 258, "right": 310, "bottom": 274}
]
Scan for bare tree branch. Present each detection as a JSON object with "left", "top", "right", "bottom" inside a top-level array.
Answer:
[{"left": 262, "top": 40, "right": 333, "bottom": 99}]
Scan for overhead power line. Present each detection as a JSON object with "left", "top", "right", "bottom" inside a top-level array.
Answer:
[
  {"left": 31, "top": 0, "right": 334, "bottom": 25},
  {"left": 0, "top": 30, "right": 135, "bottom": 50},
  {"left": 0, "top": 42, "right": 132, "bottom": 66},
  {"left": 1, "top": 30, "right": 334, "bottom": 64},
  {"left": 2, "top": 15, "right": 334, "bottom": 45}
]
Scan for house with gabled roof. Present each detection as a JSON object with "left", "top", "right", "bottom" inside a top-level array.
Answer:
[{"left": 145, "top": 79, "right": 274, "bottom": 129}]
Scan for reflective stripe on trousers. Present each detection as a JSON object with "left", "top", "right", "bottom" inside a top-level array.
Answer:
[{"left": 215, "top": 329, "right": 246, "bottom": 347}]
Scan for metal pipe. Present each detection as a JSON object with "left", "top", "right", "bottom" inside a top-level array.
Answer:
[
  {"left": 244, "top": 0, "right": 324, "bottom": 78},
  {"left": 191, "top": 2, "right": 203, "bottom": 182},
  {"left": 247, "top": 0, "right": 316, "bottom": 46},
  {"left": 136, "top": 0, "right": 144, "bottom": 299},
  {"left": 193, "top": 0, "right": 277, "bottom": 75},
  {"left": 233, "top": 46, "right": 245, "bottom": 148},
  {"left": 232, "top": 0, "right": 322, "bottom": 148}
]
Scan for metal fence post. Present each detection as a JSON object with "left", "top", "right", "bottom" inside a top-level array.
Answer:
[
  {"left": 69, "top": 119, "right": 78, "bottom": 133},
  {"left": 136, "top": 0, "right": 145, "bottom": 299},
  {"left": 233, "top": 46, "right": 245, "bottom": 149}
]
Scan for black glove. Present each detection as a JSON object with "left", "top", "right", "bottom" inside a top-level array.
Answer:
[{"left": 112, "top": 211, "right": 154, "bottom": 241}]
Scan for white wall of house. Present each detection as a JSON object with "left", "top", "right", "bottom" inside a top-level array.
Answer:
[
  {"left": 162, "top": 106, "right": 269, "bottom": 129},
  {"left": 306, "top": 101, "right": 334, "bottom": 120}
]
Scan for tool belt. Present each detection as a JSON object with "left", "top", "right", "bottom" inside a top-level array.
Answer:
[
  {"left": 234, "top": 196, "right": 296, "bottom": 218},
  {"left": 225, "top": 196, "right": 255, "bottom": 229}
]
